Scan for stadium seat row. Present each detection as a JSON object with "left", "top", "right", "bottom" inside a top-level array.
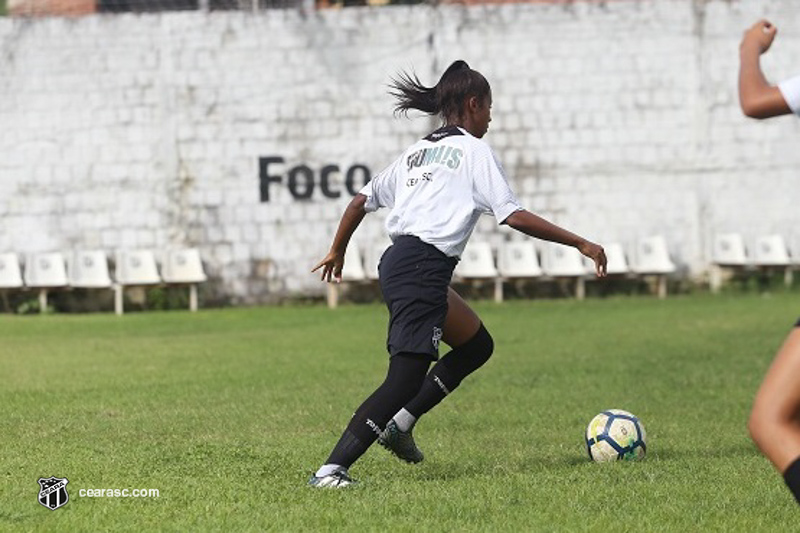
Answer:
[
  {"left": 0, "top": 249, "right": 207, "bottom": 314},
  {"left": 330, "top": 233, "right": 798, "bottom": 307},
  {"left": 710, "top": 233, "right": 797, "bottom": 292},
  {"left": 328, "top": 236, "right": 677, "bottom": 307}
]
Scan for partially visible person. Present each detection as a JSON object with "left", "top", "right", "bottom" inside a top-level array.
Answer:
[
  {"left": 738, "top": 19, "right": 800, "bottom": 118},
  {"left": 739, "top": 19, "right": 800, "bottom": 506}
]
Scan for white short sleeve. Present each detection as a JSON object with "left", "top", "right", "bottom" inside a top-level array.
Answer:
[
  {"left": 359, "top": 156, "right": 401, "bottom": 212},
  {"left": 471, "top": 144, "right": 523, "bottom": 224},
  {"left": 778, "top": 75, "right": 800, "bottom": 116}
]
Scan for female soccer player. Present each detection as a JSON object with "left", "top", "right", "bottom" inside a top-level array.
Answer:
[
  {"left": 739, "top": 19, "right": 800, "bottom": 505},
  {"left": 308, "top": 60, "right": 607, "bottom": 488}
]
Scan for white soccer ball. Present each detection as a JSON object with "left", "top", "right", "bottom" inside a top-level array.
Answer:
[{"left": 585, "top": 409, "right": 647, "bottom": 462}]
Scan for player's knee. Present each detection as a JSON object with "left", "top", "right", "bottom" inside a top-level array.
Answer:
[
  {"left": 437, "top": 324, "right": 494, "bottom": 384},
  {"left": 472, "top": 323, "right": 494, "bottom": 367},
  {"left": 747, "top": 409, "right": 765, "bottom": 446},
  {"left": 454, "top": 323, "right": 493, "bottom": 373},
  {"left": 747, "top": 399, "right": 779, "bottom": 447}
]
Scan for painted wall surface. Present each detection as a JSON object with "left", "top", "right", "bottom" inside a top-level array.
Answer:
[{"left": 1, "top": 0, "right": 798, "bottom": 303}]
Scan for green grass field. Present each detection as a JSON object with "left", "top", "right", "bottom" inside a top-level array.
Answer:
[{"left": 1, "top": 292, "right": 798, "bottom": 531}]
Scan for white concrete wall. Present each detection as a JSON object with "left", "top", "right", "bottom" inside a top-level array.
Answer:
[{"left": 1, "top": 0, "right": 799, "bottom": 303}]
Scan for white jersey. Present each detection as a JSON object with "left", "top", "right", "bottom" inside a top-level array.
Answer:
[
  {"left": 778, "top": 75, "right": 800, "bottom": 116},
  {"left": 360, "top": 126, "right": 523, "bottom": 258}
]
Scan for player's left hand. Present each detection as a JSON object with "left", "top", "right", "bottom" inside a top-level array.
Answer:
[
  {"left": 578, "top": 241, "right": 607, "bottom": 277},
  {"left": 312, "top": 250, "right": 345, "bottom": 283}
]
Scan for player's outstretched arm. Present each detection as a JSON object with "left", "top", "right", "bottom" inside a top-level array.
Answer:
[
  {"left": 739, "top": 19, "right": 792, "bottom": 119},
  {"left": 504, "top": 209, "right": 607, "bottom": 277},
  {"left": 312, "top": 194, "right": 368, "bottom": 283}
]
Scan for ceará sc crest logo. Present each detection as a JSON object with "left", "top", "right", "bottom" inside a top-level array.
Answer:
[{"left": 38, "top": 477, "right": 69, "bottom": 510}]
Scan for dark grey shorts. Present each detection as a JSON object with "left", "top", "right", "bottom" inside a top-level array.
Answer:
[{"left": 379, "top": 236, "right": 458, "bottom": 360}]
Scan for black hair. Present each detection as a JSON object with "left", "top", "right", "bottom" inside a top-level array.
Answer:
[{"left": 389, "top": 60, "right": 491, "bottom": 122}]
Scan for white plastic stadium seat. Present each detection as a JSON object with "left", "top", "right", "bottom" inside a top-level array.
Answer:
[
  {"left": 67, "top": 250, "right": 114, "bottom": 312},
  {"left": 603, "top": 243, "right": 631, "bottom": 276},
  {"left": 69, "top": 250, "right": 112, "bottom": 289},
  {"left": 364, "top": 242, "right": 391, "bottom": 281},
  {"left": 0, "top": 253, "right": 24, "bottom": 289},
  {"left": 161, "top": 248, "right": 208, "bottom": 312},
  {"left": 497, "top": 241, "right": 543, "bottom": 278},
  {"left": 710, "top": 233, "right": 749, "bottom": 293},
  {"left": 25, "top": 252, "right": 68, "bottom": 313},
  {"left": 455, "top": 242, "right": 498, "bottom": 279},
  {"left": 114, "top": 250, "right": 162, "bottom": 315},
  {"left": 543, "top": 245, "right": 589, "bottom": 278},
  {"left": 162, "top": 248, "right": 207, "bottom": 284},
  {"left": 753, "top": 235, "right": 793, "bottom": 287},
  {"left": 455, "top": 242, "right": 501, "bottom": 302},
  {"left": 712, "top": 233, "right": 748, "bottom": 267},
  {"left": 341, "top": 242, "right": 367, "bottom": 282},
  {"left": 542, "top": 244, "right": 590, "bottom": 299},
  {"left": 632, "top": 236, "right": 676, "bottom": 274},
  {"left": 753, "top": 235, "right": 791, "bottom": 266},
  {"left": 496, "top": 241, "right": 542, "bottom": 302},
  {"left": 327, "top": 241, "right": 368, "bottom": 309},
  {"left": 0, "top": 252, "right": 23, "bottom": 313},
  {"left": 115, "top": 250, "right": 161, "bottom": 286},
  {"left": 632, "top": 236, "right": 676, "bottom": 298}
]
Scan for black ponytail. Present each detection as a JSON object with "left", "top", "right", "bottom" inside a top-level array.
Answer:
[
  {"left": 389, "top": 70, "right": 438, "bottom": 116},
  {"left": 389, "top": 60, "right": 491, "bottom": 122}
]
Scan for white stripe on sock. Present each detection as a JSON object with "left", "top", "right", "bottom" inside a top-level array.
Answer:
[
  {"left": 393, "top": 408, "right": 417, "bottom": 433},
  {"left": 433, "top": 375, "right": 451, "bottom": 395}
]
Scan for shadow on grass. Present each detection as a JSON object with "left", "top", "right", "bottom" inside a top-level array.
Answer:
[
  {"left": 643, "top": 442, "right": 760, "bottom": 462},
  {"left": 401, "top": 441, "right": 762, "bottom": 484},
  {"left": 557, "top": 441, "right": 760, "bottom": 467}
]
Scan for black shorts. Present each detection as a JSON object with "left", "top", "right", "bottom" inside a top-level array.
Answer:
[{"left": 379, "top": 235, "right": 458, "bottom": 360}]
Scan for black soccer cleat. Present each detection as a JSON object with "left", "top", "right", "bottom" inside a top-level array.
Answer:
[{"left": 377, "top": 419, "right": 424, "bottom": 464}]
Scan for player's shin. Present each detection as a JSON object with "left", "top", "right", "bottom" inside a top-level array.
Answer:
[
  {"left": 321, "top": 353, "right": 429, "bottom": 469},
  {"left": 403, "top": 323, "right": 494, "bottom": 419}
]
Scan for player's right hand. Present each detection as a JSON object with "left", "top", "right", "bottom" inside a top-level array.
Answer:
[
  {"left": 312, "top": 250, "right": 345, "bottom": 283},
  {"left": 578, "top": 241, "right": 607, "bottom": 278},
  {"left": 741, "top": 19, "right": 777, "bottom": 55}
]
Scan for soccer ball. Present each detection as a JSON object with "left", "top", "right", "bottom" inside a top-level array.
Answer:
[{"left": 585, "top": 409, "right": 647, "bottom": 462}]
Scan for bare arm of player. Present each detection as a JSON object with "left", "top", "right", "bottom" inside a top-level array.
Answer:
[
  {"left": 738, "top": 20, "right": 792, "bottom": 119},
  {"left": 312, "top": 193, "right": 368, "bottom": 283},
  {"left": 504, "top": 209, "right": 607, "bottom": 277}
]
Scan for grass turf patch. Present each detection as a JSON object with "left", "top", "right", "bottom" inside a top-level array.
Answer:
[{"left": 1, "top": 292, "right": 798, "bottom": 531}]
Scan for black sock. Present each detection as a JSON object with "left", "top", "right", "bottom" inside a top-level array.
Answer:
[
  {"left": 325, "top": 353, "right": 429, "bottom": 468},
  {"left": 784, "top": 456, "right": 800, "bottom": 504},
  {"left": 405, "top": 323, "right": 494, "bottom": 419}
]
